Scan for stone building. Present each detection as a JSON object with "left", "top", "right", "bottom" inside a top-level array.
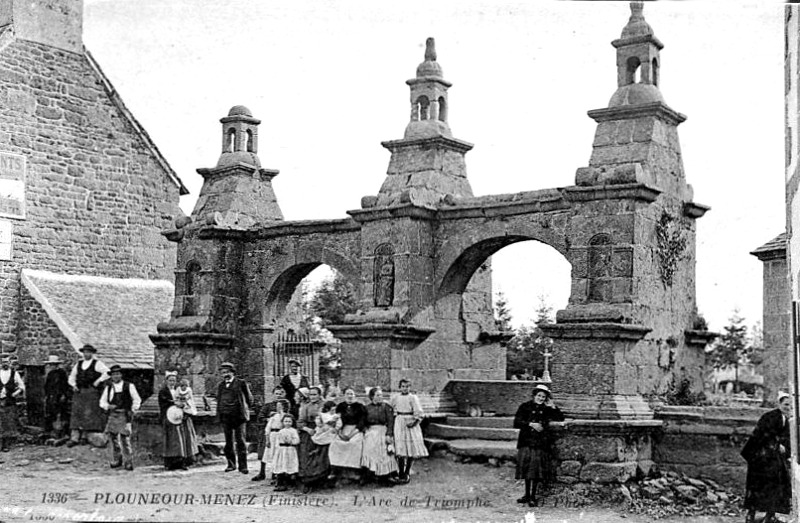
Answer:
[
  {"left": 0, "top": 0, "right": 187, "bottom": 421},
  {"left": 785, "top": 3, "right": 800, "bottom": 514},
  {"left": 750, "top": 233, "right": 790, "bottom": 404}
]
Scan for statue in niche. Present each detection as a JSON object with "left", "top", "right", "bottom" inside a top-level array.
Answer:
[
  {"left": 373, "top": 244, "right": 394, "bottom": 307},
  {"left": 588, "top": 234, "right": 613, "bottom": 302}
]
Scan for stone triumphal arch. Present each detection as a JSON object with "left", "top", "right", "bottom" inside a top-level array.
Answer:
[{"left": 152, "top": 4, "right": 712, "bottom": 419}]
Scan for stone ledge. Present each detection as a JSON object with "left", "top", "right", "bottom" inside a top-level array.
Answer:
[
  {"left": 587, "top": 102, "right": 686, "bottom": 126},
  {"left": 561, "top": 182, "right": 661, "bottom": 203},
  {"left": 541, "top": 322, "right": 651, "bottom": 340},
  {"left": 197, "top": 218, "right": 361, "bottom": 239},
  {"left": 327, "top": 323, "right": 435, "bottom": 342}
]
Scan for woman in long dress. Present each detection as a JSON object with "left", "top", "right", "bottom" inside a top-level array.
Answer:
[
  {"left": 390, "top": 379, "right": 428, "bottom": 483},
  {"left": 157, "top": 371, "right": 192, "bottom": 470},
  {"left": 513, "top": 384, "right": 564, "bottom": 508},
  {"left": 741, "top": 391, "right": 793, "bottom": 523},
  {"left": 328, "top": 387, "right": 367, "bottom": 484},
  {"left": 297, "top": 386, "right": 330, "bottom": 493},
  {"left": 361, "top": 387, "right": 398, "bottom": 486}
]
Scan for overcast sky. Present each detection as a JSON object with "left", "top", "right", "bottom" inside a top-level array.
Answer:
[{"left": 83, "top": 1, "right": 784, "bottom": 333}]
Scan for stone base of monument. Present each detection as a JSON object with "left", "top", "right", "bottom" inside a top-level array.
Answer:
[{"left": 425, "top": 417, "right": 662, "bottom": 484}]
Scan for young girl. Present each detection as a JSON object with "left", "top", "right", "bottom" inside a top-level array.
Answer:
[
  {"left": 176, "top": 379, "right": 197, "bottom": 415},
  {"left": 390, "top": 379, "right": 428, "bottom": 483},
  {"left": 264, "top": 399, "right": 290, "bottom": 478},
  {"left": 311, "top": 400, "right": 340, "bottom": 446},
  {"left": 272, "top": 413, "right": 300, "bottom": 491}
]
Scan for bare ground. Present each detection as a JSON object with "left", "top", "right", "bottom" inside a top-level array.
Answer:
[{"left": 0, "top": 443, "right": 760, "bottom": 523}]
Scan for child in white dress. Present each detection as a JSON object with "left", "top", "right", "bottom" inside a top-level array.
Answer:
[
  {"left": 263, "top": 399, "right": 289, "bottom": 480},
  {"left": 390, "top": 379, "right": 428, "bottom": 483},
  {"left": 272, "top": 414, "right": 300, "bottom": 491}
]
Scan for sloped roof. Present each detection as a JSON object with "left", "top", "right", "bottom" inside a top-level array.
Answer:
[
  {"left": 750, "top": 232, "right": 787, "bottom": 261},
  {"left": 21, "top": 269, "right": 174, "bottom": 369}
]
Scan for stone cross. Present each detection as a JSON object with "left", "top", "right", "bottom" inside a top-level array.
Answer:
[{"left": 541, "top": 348, "right": 552, "bottom": 382}]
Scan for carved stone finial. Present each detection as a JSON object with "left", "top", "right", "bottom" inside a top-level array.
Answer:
[
  {"left": 630, "top": 1, "right": 644, "bottom": 19},
  {"left": 424, "top": 37, "right": 436, "bottom": 62}
]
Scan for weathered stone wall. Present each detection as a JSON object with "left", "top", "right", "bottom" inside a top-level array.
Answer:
[
  {"left": 443, "top": 380, "right": 550, "bottom": 416},
  {"left": 653, "top": 406, "right": 764, "bottom": 489},
  {"left": 0, "top": 38, "right": 182, "bottom": 353},
  {"left": 760, "top": 256, "right": 790, "bottom": 404}
]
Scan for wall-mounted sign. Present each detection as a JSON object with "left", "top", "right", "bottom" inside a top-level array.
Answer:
[
  {"left": 0, "top": 220, "right": 13, "bottom": 260},
  {"left": 0, "top": 152, "right": 26, "bottom": 219}
]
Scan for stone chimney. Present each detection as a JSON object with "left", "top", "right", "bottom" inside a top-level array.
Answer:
[{"left": 0, "top": 0, "right": 83, "bottom": 54}]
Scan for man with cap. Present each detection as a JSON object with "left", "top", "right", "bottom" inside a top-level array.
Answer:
[
  {"left": 67, "top": 344, "right": 110, "bottom": 447},
  {"left": 43, "top": 354, "right": 70, "bottom": 439},
  {"left": 216, "top": 362, "right": 253, "bottom": 473},
  {"left": 99, "top": 365, "right": 141, "bottom": 470},
  {"left": 279, "top": 359, "right": 309, "bottom": 415},
  {"left": 0, "top": 355, "right": 25, "bottom": 451}
]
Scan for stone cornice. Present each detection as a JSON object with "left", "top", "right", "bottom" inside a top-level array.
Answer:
[
  {"left": 348, "top": 204, "right": 437, "bottom": 223},
  {"left": 406, "top": 76, "right": 453, "bottom": 88},
  {"left": 588, "top": 102, "right": 686, "bottom": 126},
  {"left": 196, "top": 163, "right": 279, "bottom": 181},
  {"left": 437, "top": 192, "right": 571, "bottom": 220},
  {"left": 611, "top": 34, "right": 664, "bottom": 50},
  {"left": 381, "top": 135, "right": 474, "bottom": 154},
  {"left": 683, "top": 201, "right": 710, "bottom": 219},
  {"left": 197, "top": 218, "right": 360, "bottom": 240},
  {"left": 562, "top": 183, "right": 661, "bottom": 203},
  {"left": 328, "top": 323, "right": 436, "bottom": 342},
  {"left": 540, "top": 322, "right": 651, "bottom": 341},
  {"left": 684, "top": 329, "right": 719, "bottom": 347}
]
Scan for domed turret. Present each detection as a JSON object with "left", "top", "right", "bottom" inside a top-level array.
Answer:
[
  {"left": 404, "top": 38, "right": 452, "bottom": 140},
  {"left": 217, "top": 105, "right": 261, "bottom": 169}
]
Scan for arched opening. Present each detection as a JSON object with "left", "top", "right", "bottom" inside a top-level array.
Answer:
[
  {"left": 226, "top": 128, "right": 236, "bottom": 152},
  {"left": 651, "top": 57, "right": 659, "bottom": 87},
  {"left": 438, "top": 96, "right": 447, "bottom": 122},
  {"left": 245, "top": 129, "right": 254, "bottom": 152},
  {"left": 183, "top": 261, "right": 202, "bottom": 316},
  {"left": 626, "top": 56, "right": 642, "bottom": 84},
  {"left": 416, "top": 95, "right": 430, "bottom": 121},
  {"left": 263, "top": 264, "right": 359, "bottom": 389},
  {"left": 435, "top": 237, "right": 571, "bottom": 381}
]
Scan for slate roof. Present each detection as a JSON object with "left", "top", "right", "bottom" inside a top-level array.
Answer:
[
  {"left": 750, "top": 232, "right": 787, "bottom": 261},
  {"left": 21, "top": 269, "right": 174, "bottom": 369}
]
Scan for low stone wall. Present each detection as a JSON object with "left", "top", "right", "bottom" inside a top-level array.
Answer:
[
  {"left": 443, "top": 379, "right": 550, "bottom": 416},
  {"left": 652, "top": 405, "right": 765, "bottom": 489}
]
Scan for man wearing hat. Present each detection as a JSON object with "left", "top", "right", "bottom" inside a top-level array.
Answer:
[
  {"left": 43, "top": 354, "right": 70, "bottom": 439},
  {"left": 279, "top": 359, "right": 309, "bottom": 415},
  {"left": 216, "top": 362, "right": 253, "bottom": 473},
  {"left": 67, "top": 344, "right": 110, "bottom": 447},
  {"left": 99, "top": 365, "right": 141, "bottom": 470},
  {"left": 0, "top": 355, "right": 25, "bottom": 451}
]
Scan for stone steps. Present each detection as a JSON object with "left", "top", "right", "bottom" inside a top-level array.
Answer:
[
  {"left": 443, "top": 416, "right": 514, "bottom": 428},
  {"left": 425, "top": 437, "right": 517, "bottom": 460},
  {"left": 427, "top": 422, "right": 518, "bottom": 441}
]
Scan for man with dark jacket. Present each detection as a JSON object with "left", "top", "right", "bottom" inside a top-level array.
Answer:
[
  {"left": 216, "top": 362, "right": 253, "bottom": 474},
  {"left": 279, "top": 359, "right": 309, "bottom": 415}
]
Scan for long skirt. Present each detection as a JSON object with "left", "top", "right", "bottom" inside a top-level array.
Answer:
[
  {"left": 328, "top": 424, "right": 364, "bottom": 469},
  {"left": 361, "top": 425, "right": 398, "bottom": 476},
  {"left": 181, "top": 417, "right": 199, "bottom": 461},
  {"left": 70, "top": 388, "right": 105, "bottom": 432},
  {"left": 744, "top": 451, "right": 791, "bottom": 514},
  {"left": 0, "top": 402, "right": 19, "bottom": 438},
  {"left": 262, "top": 431, "right": 280, "bottom": 464},
  {"left": 516, "top": 446, "right": 555, "bottom": 481},
  {"left": 162, "top": 421, "right": 188, "bottom": 458},
  {"left": 273, "top": 447, "right": 299, "bottom": 475},
  {"left": 393, "top": 415, "right": 428, "bottom": 458},
  {"left": 298, "top": 431, "right": 330, "bottom": 484}
]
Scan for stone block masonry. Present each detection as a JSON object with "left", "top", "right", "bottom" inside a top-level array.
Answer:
[{"left": 0, "top": 35, "right": 184, "bottom": 354}]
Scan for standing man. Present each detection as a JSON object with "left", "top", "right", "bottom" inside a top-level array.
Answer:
[
  {"left": 67, "top": 345, "right": 110, "bottom": 447},
  {"left": 216, "top": 362, "right": 253, "bottom": 474},
  {"left": 0, "top": 355, "right": 25, "bottom": 452},
  {"left": 43, "top": 354, "right": 70, "bottom": 439},
  {"left": 280, "top": 359, "right": 309, "bottom": 415},
  {"left": 99, "top": 365, "right": 141, "bottom": 470}
]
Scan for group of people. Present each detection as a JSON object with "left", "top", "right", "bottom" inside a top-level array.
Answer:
[{"left": 224, "top": 359, "right": 429, "bottom": 493}]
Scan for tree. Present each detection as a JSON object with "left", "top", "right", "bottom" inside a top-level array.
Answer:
[
  {"left": 505, "top": 296, "right": 555, "bottom": 380},
  {"left": 308, "top": 272, "right": 358, "bottom": 327},
  {"left": 707, "top": 310, "right": 750, "bottom": 393},
  {"left": 494, "top": 292, "right": 513, "bottom": 331}
]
